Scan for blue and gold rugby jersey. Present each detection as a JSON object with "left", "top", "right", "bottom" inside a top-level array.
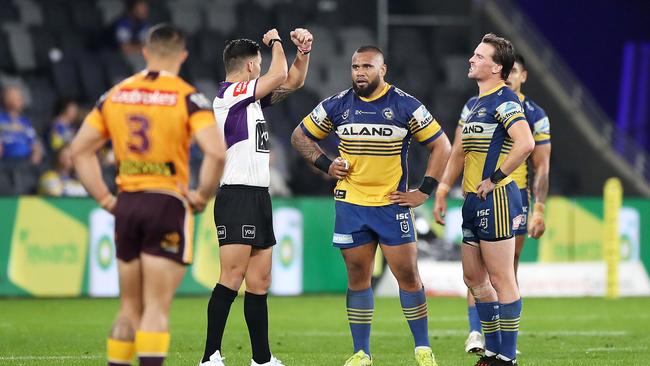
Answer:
[
  {"left": 458, "top": 91, "right": 550, "bottom": 190},
  {"left": 300, "top": 84, "right": 443, "bottom": 206},
  {"left": 457, "top": 82, "right": 527, "bottom": 193}
]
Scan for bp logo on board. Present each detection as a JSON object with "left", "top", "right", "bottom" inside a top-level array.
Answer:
[
  {"left": 279, "top": 235, "right": 294, "bottom": 268},
  {"left": 96, "top": 235, "right": 114, "bottom": 270}
]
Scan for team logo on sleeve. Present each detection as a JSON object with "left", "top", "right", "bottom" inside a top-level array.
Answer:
[
  {"left": 496, "top": 101, "right": 524, "bottom": 121},
  {"left": 382, "top": 107, "right": 394, "bottom": 120},
  {"left": 413, "top": 105, "right": 433, "bottom": 127},
  {"left": 310, "top": 103, "right": 328, "bottom": 123},
  {"left": 534, "top": 117, "right": 550, "bottom": 134},
  {"left": 255, "top": 119, "right": 270, "bottom": 153}
]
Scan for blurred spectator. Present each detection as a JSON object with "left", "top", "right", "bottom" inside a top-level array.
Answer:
[
  {"left": 0, "top": 85, "right": 43, "bottom": 194},
  {"left": 49, "top": 98, "right": 80, "bottom": 152},
  {"left": 108, "top": 0, "right": 150, "bottom": 70},
  {"left": 110, "top": 0, "right": 150, "bottom": 54},
  {"left": 38, "top": 144, "right": 87, "bottom": 197}
]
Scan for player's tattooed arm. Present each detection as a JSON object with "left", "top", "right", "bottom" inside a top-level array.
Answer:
[
  {"left": 291, "top": 125, "right": 324, "bottom": 163},
  {"left": 270, "top": 86, "right": 293, "bottom": 104}
]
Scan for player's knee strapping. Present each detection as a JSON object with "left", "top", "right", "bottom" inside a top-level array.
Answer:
[
  {"left": 468, "top": 282, "right": 493, "bottom": 302},
  {"left": 135, "top": 331, "right": 170, "bottom": 364},
  {"left": 399, "top": 287, "right": 430, "bottom": 347},
  {"left": 107, "top": 338, "right": 135, "bottom": 366}
]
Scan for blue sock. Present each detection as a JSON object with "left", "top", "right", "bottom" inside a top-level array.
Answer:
[
  {"left": 399, "top": 287, "right": 430, "bottom": 348},
  {"left": 346, "top": 287, "right": 374, "bottom": 355},
  {"left": 468, "top": 306, "right": 482, "bottom": 333},
  {"left": 476, "top": 301, "right": 501, "bottom": 356},
  {"left": 499, "top": 298, "right": 522, "bottom": 361}
]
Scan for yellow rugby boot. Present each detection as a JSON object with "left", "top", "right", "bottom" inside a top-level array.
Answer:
[
  {"left": 414, "top": 346, "right": 438, "bottom": 366},
  {"left": 343, "top": 350, "right": 372, "bottom": 366}
]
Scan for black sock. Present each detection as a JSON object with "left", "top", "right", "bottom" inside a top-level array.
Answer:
[
  {"left": 244, "top": 291, "right": 271, "bottom": 364},
  {"left": 202, "top": 283, "right": 238, "bottom": 362}
]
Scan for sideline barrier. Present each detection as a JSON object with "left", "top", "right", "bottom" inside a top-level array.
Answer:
[{"left": 0, "top": 196, "right": 648, "bottom": 297}]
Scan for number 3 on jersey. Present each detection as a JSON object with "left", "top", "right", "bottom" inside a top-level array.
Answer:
[{"left": 127, "top": 115, "right": 150, "bottom": 153}]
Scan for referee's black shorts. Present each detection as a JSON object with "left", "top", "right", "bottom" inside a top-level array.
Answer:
[{"left": 213, "top": 184, "right": 276, "bottom": 248}]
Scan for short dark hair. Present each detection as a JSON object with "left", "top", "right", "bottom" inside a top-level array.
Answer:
[
  {"left": 126, "top": 0, "right": 147, "bottom": 12},
  {"left": 223, "top": 39, "right": 260, "bottom": 74},
  {"left": 481, "top": 33, "right": 515, "bottom": 80},
  {"left": 145, "top": 23, "right": 186, "bottom": 57},
  {"left": 355, "top": 45, "right": 384, "bottom": 57},
  {"left": 54, "top": 98, "right": 76, "bottom": 116},
  {"left": 514, "top": 53, "right": 526, "bottom": 70}
]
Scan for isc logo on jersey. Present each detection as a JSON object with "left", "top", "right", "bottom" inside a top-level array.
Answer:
[{"left": 496, "top": 101, "right": 524, "bottom": 121}]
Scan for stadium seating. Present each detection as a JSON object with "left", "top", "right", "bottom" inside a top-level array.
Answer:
[{"left": 0, "top": 0, "right": 476, "bottom": 195}]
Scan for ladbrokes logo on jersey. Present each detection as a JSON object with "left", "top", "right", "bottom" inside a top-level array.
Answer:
[{"left": 112, "top": 88, "right": 178, "bottom": 106}]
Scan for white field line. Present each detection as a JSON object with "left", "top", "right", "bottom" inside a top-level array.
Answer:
[
  {"left": 292, "top": 329, "right": 628, "bottom": 337},
  {"left": 0, "top": 355, "right": 101, "bottom": 360},
  {"left": 585, "top": 346, "right": 648, "bottom": 353}
]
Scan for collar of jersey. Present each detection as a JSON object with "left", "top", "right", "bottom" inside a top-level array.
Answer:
[
  {"left": 516, "top": 92, "right": 526, "bottom": 102},
  {"left": 358, "top": 83, "right": 391, "bottom": 102},
  {"left": 141, "top": 69, "right": 176, "bottom": 77},
  {"left": 479, "top": 81, "right": 506, "bottom": 98}
]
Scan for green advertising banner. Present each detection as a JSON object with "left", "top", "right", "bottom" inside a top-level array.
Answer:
[{"left": 0, "top": 196, "right": 648, "bottom": 297}]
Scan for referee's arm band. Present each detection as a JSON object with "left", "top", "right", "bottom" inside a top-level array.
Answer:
[{"left": 314, "top": 154, "right": 333, "bottom": 174}]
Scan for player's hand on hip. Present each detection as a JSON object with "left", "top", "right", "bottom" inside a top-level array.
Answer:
[
  {"left": 476, "top": 179, "right": 495, "bottom": 200},
  {"left": 262, "top": 28, "right": 281, "bottom": 47},
  {"left": 328, "top": 157, "right": 349, "bottom": 180},
  {"left": 389, "top": 189, "right": 428, "bottom": 208},
  {"left": 290, "top": 28, "right": 313, "bottom": 52},
  {"left": 187, "top": 190, "right": 208, "bottom": 213},
  {"left": 99, "top": 194, "right": 117, "bottom": 215},
  {"left": 528, "top": 215, "right": 546, "bottom": 239}
]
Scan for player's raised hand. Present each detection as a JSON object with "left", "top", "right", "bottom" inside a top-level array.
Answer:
[
  {"left": 290, "top": 28, "right": 313, "bottom": 53},
  {"left": 389, "top": 189, "right": 428, "bottom": 208},
  {"left": 328, "top": 157, "right": 349, "bottom": 180},
  {"left": 262, "top": 28, "right": 281, "bottom": 47},
  {"left": 186, "top": 190, "right": 209, "bottom": 213},
  {"left": 476, "top": 178, "right": 495, "bottom": 200}
]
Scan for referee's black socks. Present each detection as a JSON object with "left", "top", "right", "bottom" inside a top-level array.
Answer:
[
  {"left": 244, "top": 291, "right": 272, "bottom": 364},
  {"left": 202, "top": 283, "right": 238, "bottom": 363}
]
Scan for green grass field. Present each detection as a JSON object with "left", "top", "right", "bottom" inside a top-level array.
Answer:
[{"left": 1, "top": 296, "right": 648, "bottom": 365}]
